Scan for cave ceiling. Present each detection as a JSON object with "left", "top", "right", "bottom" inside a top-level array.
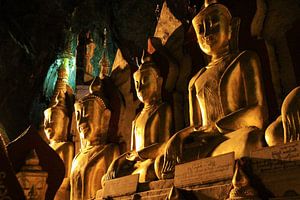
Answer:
[{"left": 0, "top": 0, "right": 198, "bottom": 138}]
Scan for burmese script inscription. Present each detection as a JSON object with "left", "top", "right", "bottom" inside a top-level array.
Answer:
[
  {"left": 250, "top": 141, "right": 300, "bottom": 196},
  {"left": 251, "top": 141, "right": 300, "bottom": 161},
  {"left": 251, "top": 141, "right": 300, "bottom": 173},
  {"left": 102, "top": 174, "right": 139, "bottom": 198},
  {"left": 174, "top": 152, "right": 234, "bottom": 187}
]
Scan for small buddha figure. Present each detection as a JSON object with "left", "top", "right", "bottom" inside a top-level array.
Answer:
[
  {"left": 161, "top": 0, "right": 268, "bottom": 178},
  {"left": 44, "top": 90, "right": 74, "bottom": 199},
  {"left": 16, "top": 149, "right": 48, "bottom": 200},
  {"left": 265, "top": 86, "right": 300, "bottom": 146},
  {"left": 84, "top": 31, "right": 96, "bottom": 82},
  {"left": 71, "top": 77, "right": 119, "bottom": 200},
  {"left": 102, "top": 55, "right": 173, "bottom": 183}
]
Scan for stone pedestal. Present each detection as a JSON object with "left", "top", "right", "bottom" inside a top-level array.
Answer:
[
  {"left": 96, "top": 179, "right": 232, "bottom": 200},
  {"left": 250, "top": 141, "right": 300, "bottom": 199}
]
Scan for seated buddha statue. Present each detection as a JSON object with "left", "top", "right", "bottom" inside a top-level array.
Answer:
[
  {"left": 43, "top": 90, "right": 74, "bottom": 199},
  {"left": 161, "top": 0, "right": 268, "bottom": 178},
  {"left": 102, "top": 55, "right": 173, "bottom": 183},
  {"left": 265, "top": 86, "right": 300, "bottom": 146},
  {"left": 71, "top": 77, "right": 119, "bottom": 200}
]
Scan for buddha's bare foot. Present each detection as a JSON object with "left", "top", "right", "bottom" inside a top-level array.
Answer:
[{"left": 101, "top": 160, "right": 118, "bottom": 186}]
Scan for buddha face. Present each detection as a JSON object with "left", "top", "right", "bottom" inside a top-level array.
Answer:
[
  {"left": 133, "top": 68, "right": 162, "bottom": 104},
  {"left": 18, "top": 174, "right": 48, "bottom": 200},
  {"left": 44, "top": 108, "right": 69, "bottom": 142},
  {"left": 193, "top": 5, "right": 231, "bottom": 56},
  {"left": 74, "top": 99, "right": 109, "bottom": 144}
]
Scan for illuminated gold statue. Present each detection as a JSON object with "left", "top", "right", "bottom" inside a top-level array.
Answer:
[
  {"left": 265, "top": 86, "right": 300, "bottom": 146},
  {"left": 84, "top": 31, "right": 96, "bottom": 82},
  {"left": 44, "top": 91, "right": 74, "bottom": 199},
  {"left": 102, "top": 56, "right": 173, "bottom": 183},
  {"left": 71, "top": 77, "right": 119, "bottom": 200},
  {"left": 161, "top": 0, "right": 268, "bottom": 178}
]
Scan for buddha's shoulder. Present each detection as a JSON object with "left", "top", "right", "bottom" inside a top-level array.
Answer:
[
  {"left": 51, "top": 141, "right": 73, "bottom": 151},
  {"left": 233, "top": 50, "right": 260, "bottom": 64},
  {"left": 188, "top": 68, "right": 204, "bottom": 89}
]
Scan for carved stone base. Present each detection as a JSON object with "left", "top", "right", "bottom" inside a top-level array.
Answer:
[{"left": 96, "top": 179, "right": 232, "bottom": 200}]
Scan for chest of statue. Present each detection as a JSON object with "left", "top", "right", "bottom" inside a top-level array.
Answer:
[
  {"left": 194, "top": 60, "right": 228, "bottom": 125},
  {"left": 70, "top": 145, "right": 107, "bottom": 200}
]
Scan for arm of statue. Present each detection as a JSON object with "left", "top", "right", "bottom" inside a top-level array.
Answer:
[
  {"left": 216, "top": 51, "right": 268, "bottom": 133},
  {"left": 161, "top": 126, "right": 198, "bottom": 178},
  {"left": 102, "top": 152, "right": 131, "bottom": 182},
  {"left": 65, "top": 143, "right": 74, "bottom": 178},
  {"left": 216, "top": 104, "right": 266, "bottom": 133},
  {"left": 188, "top": 71, "right": 203, "bottom": 127},
  {"left": 136, "top": 143, "right": 166, "bottom": 160}
]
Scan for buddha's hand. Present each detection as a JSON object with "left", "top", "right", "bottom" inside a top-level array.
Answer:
[
  {"left": 102, "top": 158, "right": 119, "bottom": 184},
  {"left": 284, "top": 110, "right": 300, "bottom": 142},
  {"left": 161, "top": 134, "right": 181, "bottom": 179}
]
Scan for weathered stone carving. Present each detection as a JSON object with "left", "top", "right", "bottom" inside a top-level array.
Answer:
[
  {"left": 161, "top": 0, "right": 268, "bottom": 179},
  {"left": 71, "top": 77, "right": 119, "bottom": 200},
  {"left": 0, "top": 133, "right": 25, "bottom": 199},
  {"left": 7, "top": 126, "right": 65, "bottom": 200},
  {"left": 102, "top": 55, "right": 173, "bottom": 183},
  {"left": 265, "top": 86, "right": 300, "bottom": 146},
  {"left": 16, "top": 149, "right": 48, "bottom": 200}
]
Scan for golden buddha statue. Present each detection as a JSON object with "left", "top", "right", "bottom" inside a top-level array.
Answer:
[
  {"left": 16, "top": 149, "right": 48, "bottom": 200},
  {"left": 44, "top": 90, "right": 74, "bottom": 199},
  {"left": 84, "top": 31, "right": 96, "bottom": 82},
  {"left": 161, "top": 0, "right": 268, "bottom": 178},
  {"left": 71, "top": 77, "right": 119, "bottom": 200},
  {"left": 265, "top": 86, "right": 300, "bottom": 146},
  {"left": 102, "top": 55, "right": 173, "bottom": 183}
]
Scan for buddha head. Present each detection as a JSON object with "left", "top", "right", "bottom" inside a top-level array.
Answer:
[
  {"left": 44, "top": 91, "right": 69, "bottom": 143},
  {"left": 192, "top": 0, "right": 232, "bottom": 57},
  {"left": 133, "top": 55, "right": 163, "bottom": 105},
  {"left": 74, "top": 77, "right": 111, "bottom": 147}
]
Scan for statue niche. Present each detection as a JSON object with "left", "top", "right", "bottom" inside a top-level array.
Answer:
[
  {"left": 161, "top": 0, "right": 268, "bottom": 179},
  {"left": 71, "top": 77, "right": 119, "bottom": 200},
  {"left": 102, "top": 55, "right": 173, "bottom": 183},
  {"left": 43, "top": 90, "right": 74, "bottom": 200},
  {"left": 265, "top": 86, "right": 300, "bottom": 146}
]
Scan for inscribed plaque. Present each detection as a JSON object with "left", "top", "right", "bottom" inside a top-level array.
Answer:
[
  {"left": 174, "top": 152, "right": 234, "bottom": 187},
  {"left": 102, "top": 174, "right": 139, "bottom": 198}
]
